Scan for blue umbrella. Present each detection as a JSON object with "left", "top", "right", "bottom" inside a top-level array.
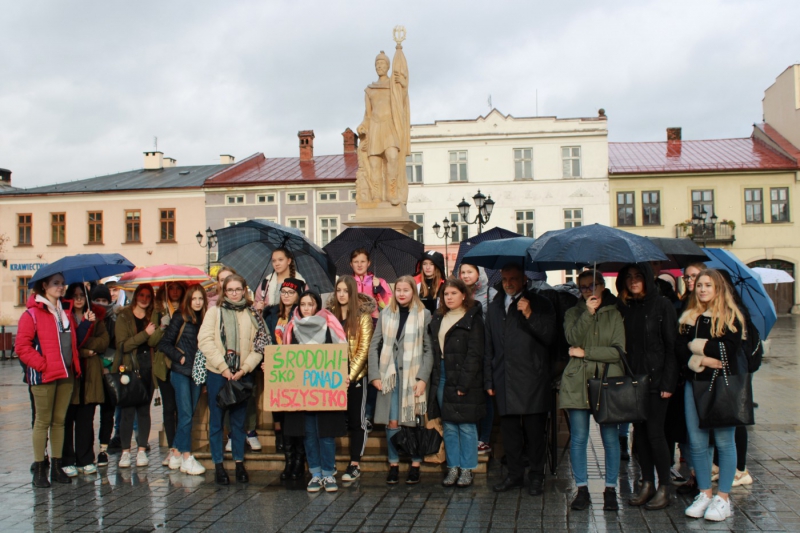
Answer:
[
  {"left": 462, "top": 236, "right": 539, "bottom": 272},
  {"left": 452, "top": 226, "right": 545, "bottom": 284},
  {"left": 28, "top": 253, "right": 134, "bottom": 288},
  {"left": 702, "top": 248, "right": 777, "bottom": 339},
  {"left": 323, "top": 227, "right": 423, "bottom": 283},
  {"left": 526, "top": 224, "right": 668, "bottom": 271}
]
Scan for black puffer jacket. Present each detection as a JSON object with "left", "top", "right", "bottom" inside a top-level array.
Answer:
[
  {"left": 157, "top": 311, "right": 201, "bottom": 378},
  {"left": 616, "top": 263, "right": 678, "bottom": 394},
  {"left": 427, "top": 304, "right": 486, "bottom": 424},
  {"left": 676, "top": 313, "right": 744, "bottom": 381}
]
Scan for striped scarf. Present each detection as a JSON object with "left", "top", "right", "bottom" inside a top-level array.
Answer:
[{"left": 378, "top": 303, "right": 426, "bottom": 423}]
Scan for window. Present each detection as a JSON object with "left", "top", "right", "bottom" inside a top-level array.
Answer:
[
  {"left": 564, "top": 208, "right": 583, "bottom": 229},
  {"left": 287, "top": 192, "right": 307, "bottom": 203},
  {"left": 17, "top": 214, "right": 32, "bottom": 246},
  {"left": 160, "top": 209, "right": 176, "bottom": 242},
  {"left": 349, "top": 190, "right": 357, "bottom": 201},
  {"left": 642, "top": 191, "right": 661, "bottom": 226},
  {"left": 125, "top": 210, "right": 141, "bottom": 243},
  {"left": 287, "top": 217, "right": 307, "bottom": 236},
  {"left": 744, "top": 188, "right": 763, "bottom": 223},
  {"left": 450, "top": 213, "right": 469, "bottom": 243},
  {"left": 51, "top": 213, "right": 66, "bottom": 245},
  {"left": 257, "top": 193, "right": 276, "bottom": 204},
  {"left": 88, "top": 211, "right": 103, "bottom": 244},
  {"left": 17, "top": 276, "right": 31, "bottom": 306},
  {"left": 226, "top": 195, "right": 244, "bottom": 205},
  {"left": 616, "top": 192, "right": 635, "bottom": 226},
  {"left": 409, "top": 213, "right": 424, "bottom": 243},
  {"left": 514, "top": 148, "right": 533, "bottom": 180},
  {"left": 449, "top": 151, "right": 468, "bottom": 182},
  {"left": 318, "top": 191, "right": 338, "bottom": 202},
  {"left": 516, "top": 210, "right": 535, "bottom": 237},
  {"left": 564, "top": 269, "right": 579, "bottom": 285},
  {"left": 691, "top": 190, "right": 714, "bottom": 220},
  {"left": 561, "top": 146, "right": 581, "bottom": 178},
  {"left": 224, "top": 218, "right": 246, "bottom": 227},
  {"left": 318, "top": 217, "right": 339, "bottom": 246},
  {"left": 771, "top": 187, "right": 789, "bottom": 222},
  {"left": 254, "top": 217, "right": 278, "bottom": 223},
  {"left": 406, "top": 153, "right": 423, "bottom": 183}
]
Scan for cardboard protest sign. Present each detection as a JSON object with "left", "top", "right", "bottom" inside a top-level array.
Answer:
[{"left": 262, "top": 343, "right": 349, "bottom": 411}]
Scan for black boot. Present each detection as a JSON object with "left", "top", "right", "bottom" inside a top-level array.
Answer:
[
  {"left": 275, "top": 428, "right": 284, "bottom": 453},
  {"left": 280, "top": 437, "right": 294, "bottom": 481},
  {"left": 629, "top": 480, "right": 655, "bottom": 506},
  {"left": 50, "top": 458, "right": 71, "bottom": 484},
  {"left": 32, "top": 461, "right": 51, "bottom": 488},
  {"left": 619, "top": 436, "right": 630, "bottom": 461},
  {"left": 235, "top": 462, "right": 249, "bottom": 483},
  {"left": 603, "top": 487, "right": 619, "bottom": 511},
  {"left": 215, "top": 463, "right": 230, "bottom": 485},
  {"left": 645, "top": 485, "right": 670, "bottom": 510},
  {"left": 571, "top": 486, "right": 591, "bottom": 510},
  {"left": 290, "top": 438, "right": 306, "bottom": 480}
]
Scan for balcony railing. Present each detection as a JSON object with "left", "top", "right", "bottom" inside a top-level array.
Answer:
[{"left": 675, "top": 222, "right": 735, "bottom": 244}]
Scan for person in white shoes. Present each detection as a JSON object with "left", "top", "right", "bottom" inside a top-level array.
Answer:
[{"left": 678, "top": 269, "right": 747, "bottom": 522}]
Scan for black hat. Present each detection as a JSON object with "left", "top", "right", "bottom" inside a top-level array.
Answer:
[
  {"left": 281, "top": 277, "right": 304, "bottom": 293},
  {"left": 90, "top": 284, "right": 112, "bottom": 302}
]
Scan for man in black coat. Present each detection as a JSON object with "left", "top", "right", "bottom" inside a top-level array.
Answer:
[{"left": 485, "top": 264, "right": 556, "bottom": 495}]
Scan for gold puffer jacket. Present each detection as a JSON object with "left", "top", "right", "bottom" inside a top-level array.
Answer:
[{"left": 327, "top": 293, "right": 376, "bottom": 382}]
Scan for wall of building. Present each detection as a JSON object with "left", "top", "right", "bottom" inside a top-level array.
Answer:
[{"left": 763, "top": 65, "right": 800, "bottom": 149}]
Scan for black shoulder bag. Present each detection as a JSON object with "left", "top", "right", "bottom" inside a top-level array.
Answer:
[
  {"left": 692, "top": 342, "right": 754, "bottom": 429},
  {"left": 587, "top": 353, "right": 650, "bottom": 425}
]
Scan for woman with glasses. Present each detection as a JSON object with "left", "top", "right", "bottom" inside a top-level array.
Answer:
[
  {"left": 680, "top": 263, "right": 706, "bottom": 311},
  {"left": 199, "top": 274, "right": 270, "bottom": 485},
  {"left": 562, "top": 270, "right": 625, "bottom": 511}
]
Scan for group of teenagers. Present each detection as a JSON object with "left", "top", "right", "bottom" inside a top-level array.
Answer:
[{"left": 15, "top": 243, "right": 755, "bottom": 522}]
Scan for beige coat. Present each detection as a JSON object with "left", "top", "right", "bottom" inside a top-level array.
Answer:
[{"left": 198, "top": 306, "right": 263, "bottom": 375}]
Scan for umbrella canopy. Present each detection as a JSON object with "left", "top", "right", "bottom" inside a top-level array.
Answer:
[
  {"left": 452, "top": 226, "right": 545, "bottom": 284},
  {"left": 323, "top": 227, "right": 423, "bottom": 283},
  {"left": 29, "top": 253, "right": 134, "bottom": 288},
  {"left": 118, "top": 264, "right": 210, "bottom": 288},
  {"left": 215, "top": 220, "right": 337, "bottom": 295},
  {"left": 702, "top": 248, "right": 777, "bottom": 339},
  {"left": 462, "top": 237, "right": 538, "bottom": 271},
  {"left": 647, "top": 237, "right": 709, "bottom": 269},
  {"left": 526, "top": 224, "right": 668, "bottom": 271},
  {"left": 751, "top": 267, "right": 794, "bottom": 285}
]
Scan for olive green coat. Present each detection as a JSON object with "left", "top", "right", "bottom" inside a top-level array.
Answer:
[
  {"left": 70, "top": 310, "right": 109, "bottom": 405},
  {"left": 148, "top": 309, "right": 172, "bottom": 382},
  {"left": 111, "top": 307, "right": 160, "bottom": 386},
  {"left": 559, "top": 292, "right": 626, "bottom": 411}
]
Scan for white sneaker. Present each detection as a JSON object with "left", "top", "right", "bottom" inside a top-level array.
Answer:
[
  {"left": 225, "top": 438, "right": 232, "bottom": 452},
  {"left": 685, "top": 492, "right": 713, "bottom": 518},
  {"left": 161, "top": 455, "right": 170, "bottom": 466},
  {"left": 79, "top": 464, "right": 97, "bottom": 474},
  {"left": 136, "top": 451, "right": 149, "bottom": 467},
  {"left": 119, "top": 452, "right": 132, "bottom": 468},
  {"left": 704, "top": 495, "right": 733, "bottom": 521},
  {"left": 168, "top": 454, "right": 183, "bottom": 470},
  {"left": 62, "top": 465, "right": 78, "bottom": 477},
  {"left": 732, "top": 469, "right": 753, "bottom": 487},
  {"left": 247, "top": 433, "right": 262, "bottom": 451},
  {"left": 180, "top": 456, "right": 206, "bottom": 476}
]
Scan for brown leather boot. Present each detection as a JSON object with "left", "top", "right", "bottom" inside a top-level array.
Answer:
[
  {"left": 644, "top": 485, "right": 671, "bottom": 510},
  {"left": 629, "top": 480, "right": 655, "bottom": 506}
]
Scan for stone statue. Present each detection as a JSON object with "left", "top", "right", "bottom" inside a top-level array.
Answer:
[{"left": 356, "top": 26, "right": 410, "bottom": 207}]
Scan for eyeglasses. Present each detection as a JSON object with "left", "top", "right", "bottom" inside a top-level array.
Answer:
[
  {"left": 280, "top": 290, "right": 296, "bottom": 296},
  {"left": 225, "top": 288, "right": 244, "bottom": 294},
  {"left": 682, "top": 274, "right": 698, "bottom": 281},
  {"left": 578, "top": 284, "right": 596, "bottom": 292}
]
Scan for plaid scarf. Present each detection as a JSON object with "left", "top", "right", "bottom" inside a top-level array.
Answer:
[
  {"left": 379, "top": 303, "right": 426, "bottom": 423},
  {"left": 219, "top": 298, "right": 271, "bottom": 365}
]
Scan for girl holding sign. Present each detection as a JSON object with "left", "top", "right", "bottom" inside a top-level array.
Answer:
[
  {"left": 368, "top": 275, "right": 434, "bottom": 485},
  {"left": 328, "top": 275, "right": 376, "bottom": 482},
  {"left": 283, "top": 291, "right": 348, "bottom": 493}
]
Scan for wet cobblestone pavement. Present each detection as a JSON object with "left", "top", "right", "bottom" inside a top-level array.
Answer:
[{"left": 0, "top": 316, "right": 798, "bottom": 532}]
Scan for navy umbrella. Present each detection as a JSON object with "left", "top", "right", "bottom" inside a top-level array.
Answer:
[
  {"left": 647, "top": 237, "right": 709, "bottom": 269},
  {"left": 28, "top": 253, "right": 135, "bottom": 288},
  {"left": 452, "top": 226, "right": 544, "bottom": 284},
  {"left": 323, "top": 227, "right": 423, "bottom": 283},
  {"left": 462, "top": 237, "right": 543, "bottom": 274},
  {"left": 215, "top": 220, "right": 336, "bottom": 294}
]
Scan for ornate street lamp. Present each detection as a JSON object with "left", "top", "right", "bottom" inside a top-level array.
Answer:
[
  {"left": 196, "top": 227, "right": 218, "bottom": 274},
  {"left": 432, "top": 217, "right": 458, "bottom": 274},
  {"left": 458, "top": 189, "right": 495, "bottom": 234}
]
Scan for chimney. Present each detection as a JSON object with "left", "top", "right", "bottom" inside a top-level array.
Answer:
[
  {"left": 220, "top": 154, "right": 235, "bottom": 164},
  {"left": 298, "top": 130, "right": 315, "bottom": 162},
  {"left": 667, "top": 127, "right": 682, "bottom": 141},
  {"left": 666, "top": 127, "right": 682, "bottom": 158},
  {"left": 163, "top": 157, "right": 177, "bottom": 168},
  {"left": 144, "top": 151, "right": 164, "bottom": 170},
  {"left": 0, "top": 168, "right": 10, "bottom": 185},
  {"left": 342, "top": 128, "right": 358, "bottom": 154}
]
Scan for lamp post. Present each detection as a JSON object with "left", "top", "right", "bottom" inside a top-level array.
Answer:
[
  {"left": 457, "top": 189, "right": 495, "bottom": 234},
  {"left": 432, "top": 217, "right": 458, "bottom": 274},
  {"left": 196, "top": 227, "right": 218, "bottom": 274}
]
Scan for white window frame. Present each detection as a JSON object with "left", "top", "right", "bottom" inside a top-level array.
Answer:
[
  {"left": 349, "top": 190, "right": 357, "bottom": 201},
  {"left": 226, "top": 194, "right": 245, "bottom": 205},
  {"left": 286, "top": 192, "right": 307, "bottom": 204},
  {"left": 256, "top": 193, "right": 276, "bottom": 204},
  {"left": 406, "top": 152, "right": 423, "bottom": 183},
  {"left": 564, "top": 208, "right": 583, "bottom": 229},
  {"left": 450, "top": 212, "right": 469, "bottom": 243},
  {"left": 317, "top": 191, "right": 338, "bottom": 202},
  {"left": 286, "top": 217, "right": 308, "bottom": 236},
  {"left": 224, "top": 218, "right": 246, "bottom": 227},
  {"left": 317, "top": 216, "right": 339, "bottom": 246},
  {"left": 254, "top": 217, "right": 278, "bottom": 224},
  {"left": 514, "top": 148, "right": 533, "bottom": 180},
  {"left": 561, "top": 146, "right": 582, "bottom": 178},
  {"left": 348, "top": 214, "right": 357, "bottom": 221},
  {"left": 409, "top": 213, "right": 424, "bottom": 244},
  {"left": 515, "top": 210, "right": 535, "bottom": 237},
  {"left": 449, "top": 151, "right": 468, "bottom": 182}
]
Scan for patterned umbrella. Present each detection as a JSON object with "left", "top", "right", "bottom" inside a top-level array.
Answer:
[
  {"left": 215, "top": 220, "right": 336, "bottom": 294},
  {"left": 323, "top": 227, "right": 423, "bottom": 283},
  {"left": 118, "top": 264, "right": 211, "bottom": 288}
]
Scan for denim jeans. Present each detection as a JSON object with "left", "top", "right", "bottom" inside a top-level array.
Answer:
[
  {"left": 304, "top": 413, "right": 337, "bottom": 476},
  {"left": 386, "top": 385, "right": 422, "bottom": 464},
  {"left": 684, "top": 382, "right": 736, "bottom": 493},
  {"left": 207, "top": 371, "right": 250, "bottom": 464},
  {"left": 618, "top": 423, "right": 629, "bottom": 438},
  {"left": 568, "top": 408, "right": 620, "bottom": 487},
  {"left": 437, "top": 361, "right": 478, "bottom": 469},
  {"left": 171, "top": 371, "right": 201, "bottom": 453}
]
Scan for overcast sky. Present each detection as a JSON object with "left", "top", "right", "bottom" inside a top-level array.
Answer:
[{"left": 2, "top": 0, "right": 799, "bottom": 188}]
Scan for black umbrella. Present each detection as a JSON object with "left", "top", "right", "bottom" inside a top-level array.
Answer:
[
  {"left": 453, "top": 226, "right": 545, "bottom": 285},
  {"left": 323, "top": 227, "right": 423, "bottom": 283},
  {"left": 215, "top": 220, "right": 337, "bottom": 294},
  {"left": 646, "top": 237, "right": 709, "bottom": 269}
]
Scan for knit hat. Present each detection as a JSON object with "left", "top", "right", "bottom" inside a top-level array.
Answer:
[
  {"left": 90, "top": 284, "right": 112, "bottom": 302},
  {"left": 281, "top": 277, "right": 304, "bottom": 293}
]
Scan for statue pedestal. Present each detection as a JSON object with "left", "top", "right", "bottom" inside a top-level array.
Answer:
[{"left": 344, "top": 203, "right": 420, "bottom": 236}]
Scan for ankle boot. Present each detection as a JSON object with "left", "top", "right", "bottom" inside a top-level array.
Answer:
[
  {"left": 50, "top": 458, "right": 71, "bottom": 484},
  {"left": 275, "top": 428, "right": 284, "bottom": 453},
  {"left": 629, "top": 480, "right": 655, "bottom": 506},
  {"left": 619, "top": 436, "right": 630, "bottom": 461},
  {"left": 235, "top": 462, "right": 249, "bottom": 483},
  {"left": 215, "top": 463, "right": 230, "bottom": 485},
  {"left": 280, "top": 436, "right": 293, "bottom": 480},
  {"left": 644, "top": 485, "right": 670, "bottom": 510},
  {"left": 32, "top": 461, "right": 51, "bottom": 488},
  {"left": 290, "top": 438, "right": 306, "bottom": 480}
]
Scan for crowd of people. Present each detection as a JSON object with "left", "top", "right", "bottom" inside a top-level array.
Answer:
[{"left": 15, "top": 244, "right": 757, "bottom": 523}]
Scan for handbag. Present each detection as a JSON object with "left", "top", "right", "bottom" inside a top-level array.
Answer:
[
  {"left": 103, "top": 351, "right": 150, "bottom": 408},
  {"left": 389, "top": 415, "right": 444, "bottom": 458},
  {"left": 587, "top": 354, "right": 650, "bottom": 425},
  {"left": 692, "top": 343, "right": 754, "bottom": 429},
  {"left": 423, "top": 415, "right": 446, "bottom": 464},
  {"left": 216, "top": 379, "right": 253, "bottom": 409},
  {"left": 192, "top": 349, "right": 207, "bottom": 385}
]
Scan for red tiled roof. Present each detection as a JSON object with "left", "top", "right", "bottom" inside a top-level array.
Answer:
[
  {"left": 609, "top": 138, "right": 798, "bottom": 175},
  {"left": 204, "top": 152, "right": 358, "bottom": 187}
]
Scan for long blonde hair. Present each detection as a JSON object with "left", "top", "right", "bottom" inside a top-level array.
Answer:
[
  {"left": 389, "top": 275, "right": 424, "bottom": 313},
  {"left": 678, "top": 269, "right": 746, "bottom": 339}
]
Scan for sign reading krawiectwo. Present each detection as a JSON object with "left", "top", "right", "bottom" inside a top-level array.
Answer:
[{"left": 261, "top": 343, "right": 349, "bottom": 411}]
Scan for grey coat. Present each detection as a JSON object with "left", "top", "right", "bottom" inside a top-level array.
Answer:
[{"left": 367, "top": 308, "right": 434, "bottom": 427}]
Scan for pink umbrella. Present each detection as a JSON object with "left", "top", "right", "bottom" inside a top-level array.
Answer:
[{"left": 118, "top": 264, "right": 212, "bottom": 289}]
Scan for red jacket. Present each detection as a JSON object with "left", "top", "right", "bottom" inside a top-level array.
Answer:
[{"left": 16, "top": 294, "right": 81, "bottom": 385}]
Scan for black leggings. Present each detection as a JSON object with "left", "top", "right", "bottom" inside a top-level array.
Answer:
[
  {"left": 346, "top": 378, "right": 368, "bottom": 463},
  {"left": 633, "top": 393, "right": 672, "bottom": 485},
  {"left": 157, "top": 377, "right": 177, "bottom": 448}
]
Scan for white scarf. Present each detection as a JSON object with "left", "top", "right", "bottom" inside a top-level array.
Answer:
[{"left": 379, "top": 303, "right": 426, "bottom": 423}]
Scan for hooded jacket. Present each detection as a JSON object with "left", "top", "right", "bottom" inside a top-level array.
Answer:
[
  {"left": 353, "top": 274, "right": 392, "bottom": 319},
  {"left": 66, "top": 301, "right": 109, "bottom": 404},
  {"left": 615, "top": 263, "right": 679, "bottom": 394},
  {"left": 326, "top": 292, "right": 377, "bottom": 382},
  {"left": 16, "top": 294, "right": 82, "bottom": 385}
]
